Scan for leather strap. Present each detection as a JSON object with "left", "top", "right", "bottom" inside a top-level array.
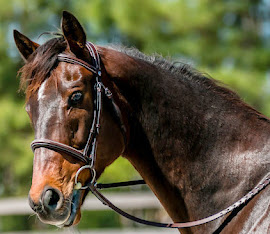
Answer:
[
  {"left": 31, "top": 139, "right": 88, "bottom": 163},
  {"left": 89, "top": 173, "right": 270, "bottom": 228},
  {"left": 96, "top": 179, "right": 146, "bottom": 189},
  {"left": 58, "top": 54, "right": 98, "bottom": 75}
]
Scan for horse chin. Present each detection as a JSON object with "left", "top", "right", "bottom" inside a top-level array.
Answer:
[{"left": 61, "top": 189, "right": 83, "bottom": 227}]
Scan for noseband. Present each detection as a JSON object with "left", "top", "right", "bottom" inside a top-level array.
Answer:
[{"left": 30, "top": 42, "right": 270, "bottom": 230}]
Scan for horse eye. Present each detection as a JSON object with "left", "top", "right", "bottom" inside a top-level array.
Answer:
[{"left": 69, "top": 92, "right": 83, "bottom": 105}]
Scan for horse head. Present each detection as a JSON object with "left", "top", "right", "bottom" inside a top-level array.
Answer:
[{"left": 14, "top": 11, "right": 127, "bottom": 227}]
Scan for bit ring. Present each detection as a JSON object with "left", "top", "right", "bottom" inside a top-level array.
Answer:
[{"left": 74, "top": 165, "right": 96, "bottom": 190}]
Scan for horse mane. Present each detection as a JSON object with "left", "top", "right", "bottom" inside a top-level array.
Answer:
[
  {"left": 111, "top": 45, "right": 242, "bottom": 100},
  {"left": 110, "top": 45, "right": 268, "bottom": 120},
  {"left": 19, "top": 36, "right": 264, "bottom": 119},
  {"left": 19, "top": 36, "right": 66, "bottom": 100},
  {"left": 20, "top": 37, "right": 239, "bottom": 101}
]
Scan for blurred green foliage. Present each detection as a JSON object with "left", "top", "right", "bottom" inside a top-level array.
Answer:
[
  {"left": 1, "top": 0, "right": 270, "bottom": 232},
  {"left": 0, "top": 0, "right": 270, "bottom": 202}
]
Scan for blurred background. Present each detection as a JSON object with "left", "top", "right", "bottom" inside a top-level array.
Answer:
[{"left": 1, "top": 0, "right": 270, "bottom": 233}]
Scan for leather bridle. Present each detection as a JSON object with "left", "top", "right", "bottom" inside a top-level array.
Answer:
[
  {"left": 30, "top": 41, "right": 270, "bottom": 230},
  {"left": 31, "top": 41, "right": 128, "bottom": 189}
]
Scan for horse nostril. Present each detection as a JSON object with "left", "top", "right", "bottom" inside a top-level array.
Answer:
[
  {"left": 28, "top": 195, "right": 42, "bottom": 213},
  {"left": 42, "top": 188, "right": 62, "bottom": 211}
]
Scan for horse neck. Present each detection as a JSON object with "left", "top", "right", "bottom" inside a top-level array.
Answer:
[{"left": 106, "top": 51, "right": 270, "bottom": 232}]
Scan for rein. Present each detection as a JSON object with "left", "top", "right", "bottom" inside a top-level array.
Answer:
[{"left": 31, "top": 41, "right": 270, "bottom": 229}]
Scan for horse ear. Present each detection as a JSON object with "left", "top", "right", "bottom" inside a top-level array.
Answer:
[
  {"left": 61, "top": 11, "right": 87, "bottom": 56},
  {"left": 13, "top": 30, "right": 39, "bottom": 62}
]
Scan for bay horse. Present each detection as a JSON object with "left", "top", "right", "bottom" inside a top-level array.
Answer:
[{"left": 14, "top": 11, "right": 269, "bottom": 233}]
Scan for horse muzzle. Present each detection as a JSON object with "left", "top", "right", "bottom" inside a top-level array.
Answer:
[{"left": 28, "top": 186, "right": 83, "bottom": 227}]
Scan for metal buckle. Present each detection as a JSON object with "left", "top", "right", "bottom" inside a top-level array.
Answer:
[
  {"left": 105, "top": 88, "right": 112, "bottom": 98},
  {"left": 74, "top": 165, "right": 96, "bottom": 190}
]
